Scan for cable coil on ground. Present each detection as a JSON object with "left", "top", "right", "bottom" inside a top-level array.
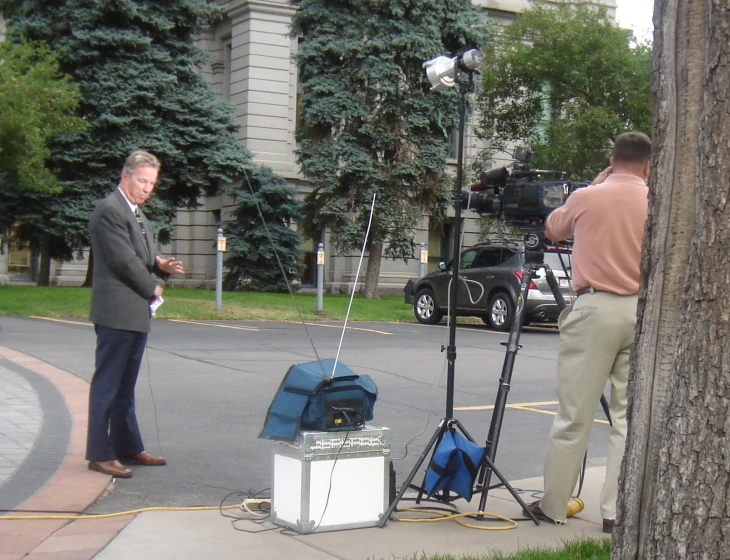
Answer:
[{"left": 393, "top": 507, "right": 518, "bottom": 531}]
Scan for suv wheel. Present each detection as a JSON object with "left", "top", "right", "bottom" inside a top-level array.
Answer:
[
  {"left": 487, "top": 292, "right": 514, "bottom": 331},
  {"left": 414, "top": 288, "right": 443, "bottom": 325}
]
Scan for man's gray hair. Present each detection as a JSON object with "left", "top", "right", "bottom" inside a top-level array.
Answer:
[{"left": 122, "top": 150, "right": 161, "bottom": 174}]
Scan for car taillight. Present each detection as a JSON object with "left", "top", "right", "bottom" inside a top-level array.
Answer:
[{"left": 514, "top": 270, "right": 538, "bottom": 290}]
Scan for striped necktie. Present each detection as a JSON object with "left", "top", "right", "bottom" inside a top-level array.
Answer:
[{"left": 134, "top": 208, "right": 146, "bottom": 237}]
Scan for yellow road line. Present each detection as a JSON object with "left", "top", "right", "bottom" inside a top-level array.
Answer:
[
  {"left": 455, "top": 400, "right": 610, "bottom": 425},
  {"left": 28, "top": 316, "right": 92, "bottom": 327},
  {"left": 168, "top": 319, "right": 259, "bottom": 332},
  {"left": 26, "top": 316, "right": 391, "bottom": 336},
  {"left": 302, "top": 323, "right": 392, "bottom": 336},
  {"left": 455, "top": 400, "right": 558, "bottom": 411}
]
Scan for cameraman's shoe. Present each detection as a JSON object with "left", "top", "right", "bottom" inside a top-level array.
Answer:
[{"left": 522, "top": 500, "right": 557, "bottom": 524}]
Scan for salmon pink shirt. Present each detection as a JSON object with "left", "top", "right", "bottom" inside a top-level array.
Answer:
[{"left": 545, "top": 174, "right": 648, "bottom": 295}]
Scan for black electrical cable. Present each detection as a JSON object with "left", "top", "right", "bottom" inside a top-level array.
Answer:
[
  {"left": 308, "top": 419, "right": 352, "bottom": 534},
  {"left": 240, "top": 166, "right": 327, "bottom": 377},
  {"left": 143, "top": 348, "right": 244, "bottom": 493},
  {"left": 218, "top": 490, "right": 280, "bottom": 534}
]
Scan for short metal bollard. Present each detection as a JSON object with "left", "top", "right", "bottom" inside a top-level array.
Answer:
[
  {"left": 419, "top": 242, "right": 428, "bottom": 278},
  {"left": 216, "top": 228, "right": 225, "bottom": 312},
  {"left": 316, "top": 242, "right": 324, "bottom": 315}
]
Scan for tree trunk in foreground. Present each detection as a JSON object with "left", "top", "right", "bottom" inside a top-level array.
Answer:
[
  {"left": 612, "top": 0, "right": 730, "bottom": 557},
  {"left": 362, "top": 240, "right": 383, "bottom": 300}
]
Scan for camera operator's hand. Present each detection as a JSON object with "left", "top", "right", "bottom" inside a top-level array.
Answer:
[{"left": 591, "top": 166, "right": 612, "bottom": 186}]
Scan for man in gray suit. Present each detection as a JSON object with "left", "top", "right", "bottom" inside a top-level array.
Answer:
[{"left": 86, "top": 150, "right": 184, "bottom": 478}]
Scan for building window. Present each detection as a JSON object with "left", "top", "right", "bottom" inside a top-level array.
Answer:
[
  {"left": 297, "top": 237, "right": 316, "bottom": 286},
  {"left": 447, "top": 127, "right": 458, "bottom": 160}
]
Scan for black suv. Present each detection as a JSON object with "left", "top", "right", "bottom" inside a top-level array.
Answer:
[{"left": 412, "top": 243, "right": 572, "bottom": 331}]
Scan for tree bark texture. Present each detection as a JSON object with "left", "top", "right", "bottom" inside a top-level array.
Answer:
[
  {"left": 362, "top": 240, "right": 383, "bottom": 300},
  {"left": 613, "top": 0, "right": 730, "bottom": 558}
]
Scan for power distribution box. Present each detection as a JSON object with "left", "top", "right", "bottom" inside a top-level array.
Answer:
[{"left": 271, "top": 426, "right": 391, "bottom": 533}]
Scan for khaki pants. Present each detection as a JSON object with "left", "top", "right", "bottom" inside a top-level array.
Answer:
[{"left": 540, "top": 291, "right": 638, "bottom": 523}]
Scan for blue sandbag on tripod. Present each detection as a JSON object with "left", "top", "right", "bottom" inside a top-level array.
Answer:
[{"left": 424, "top": 428, "right": 486, "bottom": 501}]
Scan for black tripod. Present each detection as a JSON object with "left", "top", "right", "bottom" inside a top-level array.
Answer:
[{"left": 473, "top": 245, "right": 612, "bottom": 513}]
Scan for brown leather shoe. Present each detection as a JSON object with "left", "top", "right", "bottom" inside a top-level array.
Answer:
[
  {"left": 603, "top": 518, "right": 615, "bottom": 534},
  {"left": 522, "top": 500, "right": 558, "bottom": 524},
  {"left": 121, "top": 451, "right": 166, "bottom": 466},
  {"left": 88, "top": 460, "right": 132, "bottom": 478}
]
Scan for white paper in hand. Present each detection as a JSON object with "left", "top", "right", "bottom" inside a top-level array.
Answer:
[{"left": 150, "top": 296, "right": 164, "bottom": 316}]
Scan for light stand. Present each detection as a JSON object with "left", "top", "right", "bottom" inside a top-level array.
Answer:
[{"left": 380, "top": 50, "right": 539, "bottom": 527}]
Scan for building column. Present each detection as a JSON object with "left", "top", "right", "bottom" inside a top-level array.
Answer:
[{"left": 227, "top": 0, "right": 299, "bottom": 176}]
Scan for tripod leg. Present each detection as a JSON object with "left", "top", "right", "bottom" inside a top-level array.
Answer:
[
  {"left": 476, "top": 260, "right": 533, "bottom": 512},
  {"left": 482, "top": 455, "right": 540, "bottom": 525},
  {"left": 379, "top": 419, "right": 449, "bottom": 528},
  {"left": 543, "top": 265, "right": 567, "bottom": 309}
]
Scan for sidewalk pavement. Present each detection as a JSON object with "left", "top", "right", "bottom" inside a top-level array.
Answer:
[{"left": 0, "top": 345, "right": 610, "bottom": 560}]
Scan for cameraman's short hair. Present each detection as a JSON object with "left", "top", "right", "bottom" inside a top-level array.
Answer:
[
  {"left": 123, "top": 151, "right": 160, "bottom": 174},
  {"left": 612, "top": 132, "right": 651, "bottom": 164}
]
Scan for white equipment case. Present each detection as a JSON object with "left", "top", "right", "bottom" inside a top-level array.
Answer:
[{"left": 271, "top": 426, "right": 391, "bottom": 533}]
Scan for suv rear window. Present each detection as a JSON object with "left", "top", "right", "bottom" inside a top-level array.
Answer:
[{"left": 544, "top": 251, "right": 571, "bottom": 271}]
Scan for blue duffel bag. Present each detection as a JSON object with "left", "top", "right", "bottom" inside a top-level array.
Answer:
[{"left": 259, "top": 359, "right": 378, "bottom": 442}]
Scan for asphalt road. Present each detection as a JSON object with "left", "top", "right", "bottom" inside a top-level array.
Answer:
[{"left": 0, "top": 315, "right": 611, "bottom": 513}]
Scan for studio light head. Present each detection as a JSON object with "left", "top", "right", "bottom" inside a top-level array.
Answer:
[{"left": 423, "top": 49, "right": 483, "bottom": 92}]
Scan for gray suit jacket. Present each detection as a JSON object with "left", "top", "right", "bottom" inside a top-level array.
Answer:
[{"left": 89, "top": 189, "right": 168, "bottom": 333}]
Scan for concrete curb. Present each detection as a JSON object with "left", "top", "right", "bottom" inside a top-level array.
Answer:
[{"left": 0, "top": 347, "right": 132, "bottom": 560}]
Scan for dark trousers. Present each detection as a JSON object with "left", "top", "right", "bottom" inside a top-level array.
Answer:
[{"left": 86, "top": 325, "right": 147, "bottom": 461}]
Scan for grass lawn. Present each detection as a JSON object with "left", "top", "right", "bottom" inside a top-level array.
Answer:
[
  {"left": 0, "top": 285, "right": 462, "bottom": 324},
  {"left": 395, "top": 537, "right": 610, "bottom": 560}
]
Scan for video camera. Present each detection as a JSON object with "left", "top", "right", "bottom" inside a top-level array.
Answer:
[
  {"left": 460, "top": 148, "right": 584, "bottom": 249},
  {"left": 463, "top": 148, "right": 573, "bottom": 220}
]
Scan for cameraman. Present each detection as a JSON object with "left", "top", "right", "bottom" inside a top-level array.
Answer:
[{"left": 524, "top": 132, "right": 651, "bottom": 534}]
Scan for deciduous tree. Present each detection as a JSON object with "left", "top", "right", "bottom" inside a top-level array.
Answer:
[
  {"left": 477, "top": 4, "right": 652, "bottom": 180},
  {"left": 0, "top": 40, "right": 86, "bottom": 284},
  {"left": 0, "top": 41, "right": 84, "bottom": 195}
]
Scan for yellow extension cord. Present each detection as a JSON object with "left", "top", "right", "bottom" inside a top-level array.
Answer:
[
  {"left": 394, "top": 508, "right": 518, "bottom": 531},
  {"left": 3, "top": 505, "right": 518, "bottom": 531},
  {"left": 0, "top": 505, "right": 241, "bottom": 521},
  {"left": 3, "top": 504, "right": 518, "bottom": 532}
]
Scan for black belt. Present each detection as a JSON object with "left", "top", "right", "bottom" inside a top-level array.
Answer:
[{"left": 576, "top": 287, "right": 623, "bottom": 297}]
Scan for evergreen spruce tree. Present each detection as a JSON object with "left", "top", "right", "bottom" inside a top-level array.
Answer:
[
  {"left": 292, "top": 0, "right": 488, "bottom": 298},
  {"left": 223, "top": 167, "right": 302, "bottom": 293},
  {"left": 1, "top": 0, "right": 253, "bottom": 285}
]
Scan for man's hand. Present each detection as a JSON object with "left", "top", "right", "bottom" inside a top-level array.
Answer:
[
  {"left": 153, "top": 285, "right": 163, "bottom": 298},
  {"left": 591, "top": 166, "right": 612, "bottom": 185},
  {"left": 156, "top": 256, "right": 185, "bottom": 275}
]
